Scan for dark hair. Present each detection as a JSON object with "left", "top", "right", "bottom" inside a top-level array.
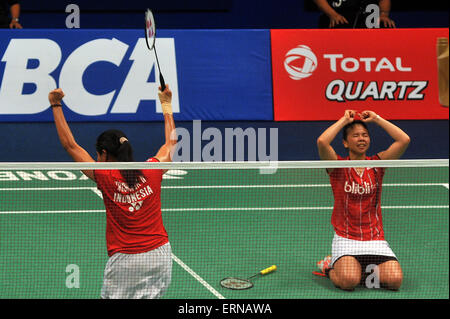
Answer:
[
  {"left": 96, "top": 129, "right": 142, "bottom": 189},
  {"left": 342, "top": 120, "right": 369, "bottom": 141}
]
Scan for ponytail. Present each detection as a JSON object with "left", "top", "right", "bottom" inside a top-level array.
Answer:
[
  {"left": 96, "top": 130, "right": 142, "bottom": 189},
  {"left": 116, "top": 140, "right": 133, "bottom": 162}
]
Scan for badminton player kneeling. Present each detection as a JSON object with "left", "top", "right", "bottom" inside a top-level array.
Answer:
[
  {"left": 315, "top": 110, "right": 410, "bottom": 291},
  {"left": 48, "top": 85, "right": 177, "bottom": 299}
]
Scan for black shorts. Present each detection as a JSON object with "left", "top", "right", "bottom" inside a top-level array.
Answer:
[{"left": 334, "top": 254, "right": 398, "bottom": 286}]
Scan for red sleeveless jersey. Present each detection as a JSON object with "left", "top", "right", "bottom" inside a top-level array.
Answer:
[
  {"left": 94, "top": 158, "right": 168, "bottom": 256},
  {"left": 328, "top": 155, "right": 385, "bottom": 241}
]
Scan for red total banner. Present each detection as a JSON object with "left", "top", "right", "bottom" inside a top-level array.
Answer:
[{"left": 271, "top": 28, "right": 449, "bottom": 121}]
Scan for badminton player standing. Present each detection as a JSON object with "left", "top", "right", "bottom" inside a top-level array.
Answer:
[
  {"left": 316, "top": 110, "right": 410, "bottom": 291},
  {"left": 48, "top": 85, "right": 177, "bottom": 299}
]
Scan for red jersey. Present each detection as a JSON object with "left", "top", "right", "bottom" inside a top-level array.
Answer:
[
  {"left": 328, "top": 155, "right": 385, "bottom": 241},
  {"left": 94, "top": 158, "right": 168, "bottom": 256}
]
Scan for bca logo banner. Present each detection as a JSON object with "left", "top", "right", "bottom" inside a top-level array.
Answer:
[{"left": 0, "top": 30, "right": 179, "bottom": 121}]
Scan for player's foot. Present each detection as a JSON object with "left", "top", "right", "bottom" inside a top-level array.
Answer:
[{"left": 313, "top": 255, "right": 332, "bottom": 277}]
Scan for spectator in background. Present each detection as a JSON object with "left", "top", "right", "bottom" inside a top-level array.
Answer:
[
  {"left": 313, "top": 0, "right": 395, "bottom": 29},
  {"left": 0, "top": 0, "right": 22, "bottom": 28}
]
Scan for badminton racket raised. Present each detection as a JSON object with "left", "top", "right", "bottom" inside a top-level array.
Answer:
[{"left": 145, "top": 8, "right": 166, "bottom": 91}]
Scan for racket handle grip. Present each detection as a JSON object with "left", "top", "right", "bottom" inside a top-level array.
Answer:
[
  {"left": 260, "top": 265, "right": 277, "bottom": 275},
  {"left": 159, "top": 73, "right": 166, "bottom": 92}
]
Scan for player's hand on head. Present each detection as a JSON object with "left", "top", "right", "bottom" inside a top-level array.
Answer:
[
  {"left": 48, "top": 88, "right": 65, "bottom": 104},
  {"left": 344, "top": 109, "right": 357, "bottom": 123},
  {"left": 360, "top": 110, "right": 378, "bottom": 122},
  {"left": 158, "top": 84, "right": 172, "bottom": 104}
]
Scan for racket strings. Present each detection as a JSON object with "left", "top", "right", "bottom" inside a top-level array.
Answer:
[{"left": 220, "top": 278, "right": 253, "bottom": 290}]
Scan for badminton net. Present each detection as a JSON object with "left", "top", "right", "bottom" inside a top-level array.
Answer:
[{"left": 0, "top": 159, "right": 448, "bottom": 299}]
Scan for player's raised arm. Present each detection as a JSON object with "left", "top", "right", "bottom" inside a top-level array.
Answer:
[
  {"left": 317, "top": 110, "right": 356, "bottom": 161},
  {"left": 154, "top": 84, "right": 177, "bottom": 163},
  {"left": 360, "top": 110, "right": 410, "bottom": 160},
  {"left": 49, "top": 88, "right": 95, "bottom": 180}
]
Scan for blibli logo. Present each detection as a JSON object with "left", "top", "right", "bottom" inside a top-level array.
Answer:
[
  {"left": 0, "top": 38, "right": 179, "bottom": 116},
  {"left": 344, "top": 181, "right": 375, "bottom": 195}
]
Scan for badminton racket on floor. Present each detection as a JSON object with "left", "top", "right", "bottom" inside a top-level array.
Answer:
[
  {"left": 220, "top": 265, "right": 277, "bottom": 290},
  {"left": 145, "top": 8, "right": 166, "bottom": 91}
]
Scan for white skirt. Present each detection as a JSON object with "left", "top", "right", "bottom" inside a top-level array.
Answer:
[
  {"left": 331, "top": 233, "right": 397, "bottom": 267},
  {"left": 101, "top": 242, "right": 172, "bottom": 299}
]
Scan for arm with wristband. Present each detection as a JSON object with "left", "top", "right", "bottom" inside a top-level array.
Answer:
[
  {"left": 154, "top": 84, "right": 177, "bottom": 164},
  {"left": 9, "top": 2, "right": 22, "bottom": 29},
  {"left": 48, "top": 88, "right": 96, "bottom": 180}
]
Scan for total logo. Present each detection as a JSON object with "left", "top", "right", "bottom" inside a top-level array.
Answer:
[
  {"left": 0, "top": 37, "right": 179, "bottom": 116},
  {"left": 283, "top": 44, "right": 427, "bottom": 101},
  {"left": 284, "top": 45, "right": 317, "bottom": 80}
]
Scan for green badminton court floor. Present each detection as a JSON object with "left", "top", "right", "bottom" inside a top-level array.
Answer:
[{"left": 0, "top": 167, "right": 448, "bottom": 299}]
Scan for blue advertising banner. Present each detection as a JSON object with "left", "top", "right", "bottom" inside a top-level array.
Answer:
[{"left": 0, "top": 29, "right": 272, "bottom": 122}]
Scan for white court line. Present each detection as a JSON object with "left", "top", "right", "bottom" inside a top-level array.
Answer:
[
  {"left": 161, "top": 206, "right": 449, "bottom": 212},
  {"left": 1, "top": 205, "right": 448, "bottom": 215},
  {"left": 0, "top": 210, "right": 105, "bottom": 214},
  {"left": 167, "top": 183, "right": 448, "bottom": 189},
  {"left": 1, "top": 183, "right": 449, "bottom": 191},
  {"left": 0, "top": 187, "right": 96, "bottom": 191},
  {"left": 171, "top": 253, "right": 225, "bottom": 299}
]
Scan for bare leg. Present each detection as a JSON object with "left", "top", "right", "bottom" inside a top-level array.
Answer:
[
  {"left": 378, "top": 260, "right": 403, "bottom": 290},
  {"left": 329, "top": 256, "right": 361, "bottom": 291}
]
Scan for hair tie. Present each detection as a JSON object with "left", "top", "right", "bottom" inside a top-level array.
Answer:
[{"left": 119, "top": 137, "right": 128, "bottom": 144}]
